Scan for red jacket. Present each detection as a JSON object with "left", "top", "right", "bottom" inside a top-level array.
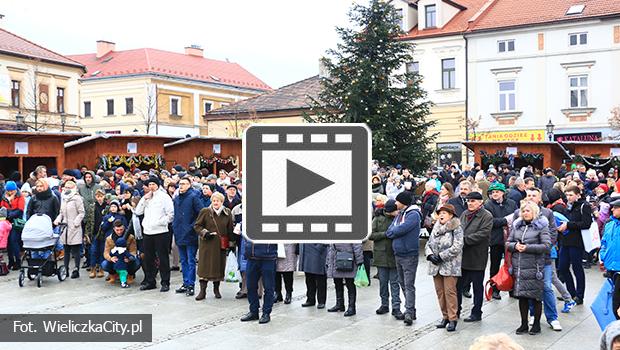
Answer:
[{"left": 0, "top": 194, "right": 25, "bottom": 221}]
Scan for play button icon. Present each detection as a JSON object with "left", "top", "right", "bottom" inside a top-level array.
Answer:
[
  {"left": 287, "top": 159, "right": 335, "bottom": 207},
  {"left": 243, "top": 124, "right": 371, "bottom": 242}
]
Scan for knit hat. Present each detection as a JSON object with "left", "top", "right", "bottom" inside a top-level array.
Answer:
[
  {"left": 48, "top": 168, "right": 58, "bottom": 177},
  {"left": 384, "top": 199, "right": 398, "bottom": 213},
  {"left": 0, "top": 207, "right": 6, "bottom": 219},
  {"left": 206, "top": 174, "right": 217, "bottom": 181},
  {"left": 395, "top": 191, "right": 413, "bottom": 206},
  {"left": 436, "top": 204, "right": 456, "bottom": 216},
  {"left": 173, "top": 165, "right": 184, "bottom": 172},
  {"left": 109, "top": 200, "right": 121, "bottom": 210},
  {"left": 597, "top": 184, "right": 609, "bottom": 193},
  {"left": 144, "top": 176, "right": 161, "bottom": 187},
  {"left": 115, "top": 167, "right": 125, "bottom": 176},
  {"left": 5, "top": 181, "right": 17, "bottom": 192},
  {"left": 488, "top": 182, "right": 506, "bottom": 193},
  {"left": 20, "top": 183, "right": 32, "bottom": 194},
  {"left": 547, "top": 188, "right": 563, "bottom": 204},
  {"left": 62, "top": 169, "right": 75, "bottom": 177},
  {"left": 115, "top": 237, "right": 127, "bottom": 247},
  {"left": 611, "top": 199, "right": 620, "bottom": 208}
]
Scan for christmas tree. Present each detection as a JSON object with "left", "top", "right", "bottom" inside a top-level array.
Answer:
[{"left": 307, "top": 0, "right": 436, "bottom": 172}]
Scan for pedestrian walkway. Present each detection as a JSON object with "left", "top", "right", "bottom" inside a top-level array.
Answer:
[{"left": 1, "top": 255, "right": 604, "bottom": 350}]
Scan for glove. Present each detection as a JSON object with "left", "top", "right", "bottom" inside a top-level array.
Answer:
[
  {"left": 429, "top": 254, "right": 443, "bottom": 265},
  {"left": 426, "top": 255, "right": 434, "bottom": 262}
]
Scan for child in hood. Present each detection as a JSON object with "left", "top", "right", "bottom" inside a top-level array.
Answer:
[
  {"left": 110, "top": 237, "right": 134, "bottom": 288},
  {"left": 101, "top": 201, "right": 127, "bottom": 237},
  {"left": 0, "top": 207, "right": 12, "bottom": 252}
]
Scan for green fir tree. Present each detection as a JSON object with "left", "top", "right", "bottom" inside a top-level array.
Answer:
[{"left": 307, "top": 0, "right": 436, "bottom": 173}]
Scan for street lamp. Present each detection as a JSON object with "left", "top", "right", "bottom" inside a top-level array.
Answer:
[
  {"left": 546, "top": 119, "right": 555, "bottom": 141},
  {"left": 15, "top": 113, "right": 25, "bottom": 129},
  {"left": 60, "top": 113, "right": 66, "bottom": 132}
]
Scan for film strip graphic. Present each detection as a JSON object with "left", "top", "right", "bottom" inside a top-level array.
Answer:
[{"left": 244, "top": 124, "right": 370, "bottom": 242}]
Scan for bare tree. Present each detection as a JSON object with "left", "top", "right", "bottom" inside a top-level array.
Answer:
[
  {"left": 136, "top": 83, "right": 159, "bottom": 134},
  {"left": 227, "top": 107, "right": 261, "bottom": 137}
]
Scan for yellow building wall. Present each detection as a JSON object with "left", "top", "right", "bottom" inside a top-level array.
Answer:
[
  {"left": 206, "top": 115, "right": 304, "bottom": 137},
  {"left": 0, "top": 53, "right": 83, "bottom": 131},
  {"left": 427, "top": 104, "right": 467, "bottom": 163},
  {"left": 157, "top": 89, "right": 193, "bottom": 126}
]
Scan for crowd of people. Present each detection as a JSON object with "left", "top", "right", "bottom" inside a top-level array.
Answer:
[{"left": 0, "top": 159, "right": 619, "bottom": 334}]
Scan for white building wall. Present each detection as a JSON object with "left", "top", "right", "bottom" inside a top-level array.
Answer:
[{"left": 468, "top": 19, "right": 620, "bottom": 138}]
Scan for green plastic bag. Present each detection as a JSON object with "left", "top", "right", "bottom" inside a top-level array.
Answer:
[{"left": 354, "top": 265, "right": 369, "bottom": 287}]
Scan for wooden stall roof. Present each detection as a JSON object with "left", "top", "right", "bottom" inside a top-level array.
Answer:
[
  {"left": 164, "top": 135, "right": 241, "bottom": 148},
  {"left": 461, "top": 141, "right": 569, "bottom": 154},
  {"left": 0, "top": 130, "right": 88, "bottom": 141},
  {"left": 65, "top": 133, "right": 179, "bottom": 148}
]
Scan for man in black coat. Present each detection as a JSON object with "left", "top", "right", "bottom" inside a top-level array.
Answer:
[
  {"left": 448, "top": 180, "right": 471, "bottom": 217},
  {"left": 507, "top": 177, "right": 527, "bottom": 203},
  {"left": 457, "top": 192, "right": 493, "bottom": 322},
  {"left": 483, "top": 182, "right": 518, "bottom": 300},
  {"left": 556, "top": 185, "right": 592, "bottom": 305}
]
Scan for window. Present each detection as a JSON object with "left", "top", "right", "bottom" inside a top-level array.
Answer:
[
  {"left": 106, "top": 99, "right": 114, "bottom": 116},
  {"left": 566, "top": 4, "right": 585, "bottom": 15},
  {"left": 569, "top": 32, "right": 587, "bottom": 46},
  {"left": 425, "top": 5, "right": 436, "bottom": 28},
  {"left": 204, "top": 101, "right": 212, "bottom": 114},
  {"left": 57, "top": 88, "right": 65, "bottom": 113},
  {"left": 84, "top": 101, "right": 91, "bottom": 117},
  {"left": 11, "top": 80, "right": 19, "bottom": 107},
  {"left": 441, "top": 58, "right": 455, "bottom": 89},
  {"left": 125, "top": 97, "right": 133, "bottom": 115},
  {"left": 498, "top": 40, "right": 515, "bottom": 53},
  {"left": 406, "top": 61, "right": 419, "bottom": 75},
  {"left": 498, "top": 80, "right": 516, "bottom": 112},
  {"left": 569, "top": 75, "right": 588, "bottom": 107},
  {"left": 170, "top": 97, "right": 181, "bottom": 116},
  {"left": 394, "top": 8, "right": 404, "bottom": 30}
]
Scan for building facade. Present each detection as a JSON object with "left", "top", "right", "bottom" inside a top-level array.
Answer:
[
  {"left": 466, "top": 0, "right": 620, "bottom": 141},
  {"left": 0, "top": 28, "right": 85, "bottom": 132},
  {"left": 396, "top": 0, "right": 489, "bottom": 165},
  {"left": 69, "top": 42, "right": 271, "bottom": 136}
]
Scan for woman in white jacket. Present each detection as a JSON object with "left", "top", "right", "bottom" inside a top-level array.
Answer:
[{"left": 134, "top": 176, "right": 174, "bottom": 292}]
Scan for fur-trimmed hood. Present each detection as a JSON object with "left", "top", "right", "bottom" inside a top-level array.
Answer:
[{"left": 432, "top": 217, "right": 461, "bottom": 236}]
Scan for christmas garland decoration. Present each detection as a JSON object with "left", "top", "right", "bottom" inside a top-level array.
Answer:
[
  {"left": 97, "top": 154, "right": 165, "bottom": 170},
  {"left": 194, "top": 154, "right": 237, "bottom": 168},
  {"left": 481, "top": 150, "right": 544, "bottom": 166},
  {"left": 517, "top": 152, "right": 544, "bottom": 164},
  {"left": 573, "top": 154, "right": 620, "bottom": 168},
  {"left": 480, "top": 150, "right": 506, "bottom": 165}
]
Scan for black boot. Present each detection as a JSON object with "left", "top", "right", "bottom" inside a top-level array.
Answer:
[
  {"left": 436, "top": 319, "right": 449, "bottom": 328},
  {"left": 446, "top": 321, "right": 457, "bottom": 332},
  {"left": 328, "top": 282, "right": 345, "bottom": 312},
  {"left": 213, "top": 281, "right": 222, "bottom": 299},
  {"left": 186, "top": 285, "right": 195, "bottom": 296},
  {"left": 343, "top": 286, "right": 356, "bottom": 317},
  {"left": 195, "top": 280, "right": 207, "bottom": 301},
  {"left": 284, "top": 292, "right": 292, "bottom": 304}
]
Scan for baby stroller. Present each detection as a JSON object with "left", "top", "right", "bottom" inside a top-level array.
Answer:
[{"left": 18, "top": 214, "right": 67, "bottom": 288}]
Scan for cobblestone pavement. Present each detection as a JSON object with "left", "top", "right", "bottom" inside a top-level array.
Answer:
[{"left": 1, "top": 250, "right": 605, "bottom": 350}]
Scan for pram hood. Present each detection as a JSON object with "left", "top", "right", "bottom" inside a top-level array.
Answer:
[{"left": 22, "top": 214, "right": 57, "bottom": 249}]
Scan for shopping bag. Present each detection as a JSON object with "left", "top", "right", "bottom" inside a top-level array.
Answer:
[
  {"left": 591, "top": 278, "right": 617, "bottom": 331},
  {"left": 354, "top": 265, "right": 369, "bottom": 287},
  {"left": 485, "top": 250, "right": 513, "bottom": 301},
  {"left": 225, "top": 251, "right": 241, "bottom": 283},
  {"left": 277, "top": 243, "right": 286, "bottom": 259},
  {"left": 582, "top": 221, "right": 601, "bottom": 253}
]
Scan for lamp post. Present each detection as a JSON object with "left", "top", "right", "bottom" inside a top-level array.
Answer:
[
  {"left": 60, "top": 113, "right": 66, "bottom": 132},
  {"left": 15, "top": 113, "right": 25, "bottom": 130},
  {"left": 546, "top": 119, "right": 555, "bottom": 141}
]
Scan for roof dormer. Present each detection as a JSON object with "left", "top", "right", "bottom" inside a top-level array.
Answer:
[
  {"left": 393, "top": 0, "right": 419, "bottom": 32},
  {"left": 417, "top": 0, "right": 466, "bottom": 30}
]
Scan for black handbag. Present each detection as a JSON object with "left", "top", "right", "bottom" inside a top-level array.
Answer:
[{"left": 334, "top": 245, "right": 354, "bottom": 272}]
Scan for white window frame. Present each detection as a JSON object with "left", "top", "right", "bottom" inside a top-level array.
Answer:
[
  {"left": 497, "top": 79, "right": 516, "bottom": 112},
  {"left": 169, "top": 96, "right": 182, "bottom": 116},
  {"left": 498, "top": 39, "right": 515, "bottom": 53},
  {"left": 568, "top": 75, "right": 588, "bottom": 108},
  {"left": 441, "top": 58, "right": 456, "bottom": 90},
  {"left": 406, "top": 61, "right": 419, "bottom": 75},
  {"left": 204, "top": 101, "right": 213, "bottom": 114},
  {"left": 568, "top": 32, "right": 588, "bottom": 46},
  {"left": 425, "top": 4, "right": 436, "bottom": 28}
]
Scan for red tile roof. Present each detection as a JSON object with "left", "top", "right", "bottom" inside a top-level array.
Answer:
[
  {"left": 0, "top": 28, "right": 85, "bottom": 69},
  {"left": 402, "top": 0, "right": 491, "bottom": 39},
  {"left": 68, "top": 48, "right": 271, "bottom": 91},
  {"left": 403, "top": 0, "right": 620, "bottom": 39},
  {"left": 470, "top": 0, "right": 620, "bottom": 32}
]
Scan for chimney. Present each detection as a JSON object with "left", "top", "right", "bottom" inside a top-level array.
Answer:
[
  {"left": 185, "top": 45, "right": 204, "bottom": 57},
  {"left": 96, "top": 40, "right": 115, "bottom": 59},
  {"left": 318, "top": 58, "right": 329, "bottom": 78}
]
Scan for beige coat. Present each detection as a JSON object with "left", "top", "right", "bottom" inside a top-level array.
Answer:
[{"left": 56, "top": 192, "right": 85, "bottom": 245}]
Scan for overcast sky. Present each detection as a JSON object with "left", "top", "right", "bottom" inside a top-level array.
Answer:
[{"left": 2, "top": 0, "right": 358, "bottom": 88}]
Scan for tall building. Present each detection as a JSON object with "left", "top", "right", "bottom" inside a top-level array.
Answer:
[
  {"left": 0, "top": 28, "right": 85, "bottom": 132},
  {"left": 68, "top": 41, "right": 271, "bottom": 136},
  {"left": 395, "top": 0, "right": 490, "bottom": 165},
  {"left": 466, "top": 0, "right": 620, "bottom": 142}
]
